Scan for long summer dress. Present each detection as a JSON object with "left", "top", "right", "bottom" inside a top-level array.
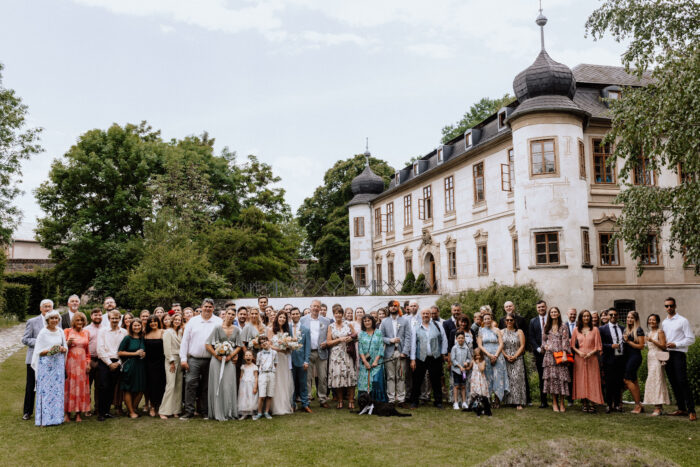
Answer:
[
  {"left": 501, "top": 329, "right": 526, "bottom": 406},
  {"left": 207, "top": 325, "right": 241, "bottom": 421},
  {"left": 357, "top": 330, "right": 387, "bottom": 402},
  {"left": 543, "top": 326, "right": 571, "bottom": 396},
  {"left": 32, "top": 327, "right": 66, "bottom": 426},
  {"left": 328, "top": 321, "right": 357, "bottom": 389},
  {"left": 479, "top": 327, "right": 509, "bottom": 401},
  {"left": 159, "top": 328, "right": 183, "bottom": 416},
  {"left": 570, "top": 326, "right": 603, "bottom": 404},
  {"left": 145, "top": 336, "right": 166, "bottom": 411},
  {"left": 64, "top": 328, "right": 90, "bottom": 413},
  {"left": 270, "top": 333, "right": 294, "bottom": 415},
  {"left": 238, "top": 363, "right": 258, "bottom": 416},
  {"left": 119, "top": 335, "right": 146, "bottom": 392},
  {"left": 469, "top": 363, "right": 490, "bottom": 403},
  {"left": 642, "top": 329, "right": 670, "bottom": 405}
]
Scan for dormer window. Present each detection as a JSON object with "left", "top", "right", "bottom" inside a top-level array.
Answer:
[
  {"left": 395, "top": 171, "right": 401, "bottom": 184},
  {"left": 437, "top": 147, "right": 443, "bottom": 164},
  {"left": 413, "top": 162, "right": 419, "bottom": 176},
  {"left": 465, "top": 131, "right": 473, "bottom": 149},
  {"left": 608, "top": 90, "right": 621, "bottom": 100}
]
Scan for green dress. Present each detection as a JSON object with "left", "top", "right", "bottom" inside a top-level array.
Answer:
[
  {"left": 357, "top": 330, "right": 387, "bottom": 402},
  {"left": 119, "top": 335, "right": 146, "bottom": 392}
]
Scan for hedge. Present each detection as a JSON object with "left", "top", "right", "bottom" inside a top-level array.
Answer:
[
  {"left": 4, "top": 270, "right": 60, "bottom": 315},
  {"left": 435, "top": 281, "right": 543, "bottom": 321},
  {"left": 3, "top": 283, "right": 31, "bottom": 320},
  {"left": 0, "top": 250, "right": 6, "bottom": 314},
  {"left": 687, "top": 340, "right": 700, "bottom": 405}
]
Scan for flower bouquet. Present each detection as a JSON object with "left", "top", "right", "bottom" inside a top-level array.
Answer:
[
  {"left": 274, "top": 332, "right": 302, "bottom": 351},
  {"left": 214, "top": 341, "right": 235, "bottom": 396},
  {"left": 46, "top": 345, "right": 61, "bottom": 356}
]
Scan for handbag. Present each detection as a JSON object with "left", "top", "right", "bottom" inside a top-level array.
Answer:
[
  {"left": 553, "top": 351, "right": 574, "bottom": 365},
  {"left": 656, "top": 351, "right": 670, "bottom": 362}
]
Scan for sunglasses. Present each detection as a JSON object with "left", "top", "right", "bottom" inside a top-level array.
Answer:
[
  {"left": 505, "top": 319, "right": 514, "bottom": 322},
  {"left": 664, "top": 304, "right": 675, "bottom": 308}
]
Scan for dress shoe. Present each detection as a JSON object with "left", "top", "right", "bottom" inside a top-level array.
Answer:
[
  {"left": 103, "top": 413, "right": 115, "bottom": 419},
  {"left": 410, "top": 404, "right": 418, "bottom": 409},
  {"left": 97, "top": 416, "right": 106, "bottom": 422},
  {"left": 303, "top": 407, "right": 313, "bottom": 413},
  {"left": 22, "top": 413, "right": 30, "bottom": 420},
  {"left": 690, "top": 412, "right": 697, "bottom": 422},
  {"left": 398, "top": 402, "right": 409, "bottom": 409},
  {"left": 434, "top": 403, "right": 443, "bottom": 409},
  {"left": 538, "top": 403, "right": 548, "bottom": 409},
  {"left": 614, "top": 406, "right": 623, "bottom": 412},
  {"left": 605, "top": 406, "right": 612, "bottom": 414},
  {"left": 320, "top": 402, "right": 329, "bottom": 409},
  {"left": 670, "top": 410, "right": 688, "bottom": 416}
]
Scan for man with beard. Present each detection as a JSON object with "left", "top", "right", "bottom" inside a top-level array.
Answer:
[
  {"left": 61, "top": 294, "right": 81, "bottom": 329},
  {"left": 379, "top": 300, "right": 412, "bottom": 407}
]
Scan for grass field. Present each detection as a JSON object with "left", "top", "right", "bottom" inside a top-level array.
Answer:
[{"left": 1, "top": 350, "right": 697, "bottom": 466}]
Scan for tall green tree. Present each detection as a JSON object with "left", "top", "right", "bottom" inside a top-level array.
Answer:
[
  {"left": 586, "top": 0, "right": 700, "bottom": 272},
  {"left": 297, "top": 154, "right": 394, "bottom": 278},
  {"left": 441, "top": 94, "right": 514, "bottom": 143},
  {"left": 0, "top": 63, "right": 43, "bottom": 244}
]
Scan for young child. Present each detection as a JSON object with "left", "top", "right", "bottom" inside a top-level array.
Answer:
[
  {"left": 238, "top": 350, "right": 258, "bottom": 420},
  {"left": 253, "top": 336, "right": 277, "bottom": 420},
  {"left": 468, "top": 347, "right": 491, "bottom": 417},
  {"left": 450, "top": 331, "right": 473, "bottom": 410}
]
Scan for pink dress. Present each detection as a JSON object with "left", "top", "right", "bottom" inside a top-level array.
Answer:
[
  {"left": 64, "top": 328, "right": 91, "bottom": 413},
  {"left": 571, "top": 327, "right": 604, "bottom": 404}
]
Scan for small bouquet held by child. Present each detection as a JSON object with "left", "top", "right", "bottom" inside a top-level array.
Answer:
[{"left": 274, "top": 332, "right": 302, "bottom": 352}]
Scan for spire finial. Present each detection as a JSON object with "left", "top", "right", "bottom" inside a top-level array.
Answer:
[
  {"left": 364, "top": 137, "right": 371, "bottom": 166},
  {"left": 536, "top": 0, "right": 548, "bottom": 51}
]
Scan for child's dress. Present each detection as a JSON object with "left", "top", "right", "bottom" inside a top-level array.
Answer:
[
  {"left": 238, "top": 364, "right": 258, "bottom": 415},
  {"left": 469, "top": 365, "right": 490, "bottom": 402}
]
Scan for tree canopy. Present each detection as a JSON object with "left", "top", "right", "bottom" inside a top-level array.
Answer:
[
  {"left": 440, "top": 94, "right": 514, "bottom": 144},
  {"left": 586, "top": 0, "right": 700, "bottom": 272}
]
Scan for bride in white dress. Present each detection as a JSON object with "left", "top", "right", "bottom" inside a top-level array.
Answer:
[{"left": 267, "top": 311, "right": 294, "bottom": 415}]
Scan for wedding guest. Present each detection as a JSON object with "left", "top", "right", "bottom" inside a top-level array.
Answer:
[
  {"left": 468, "top": 348, "right": 490, "bottom": 416},
  {"left": 358, "top": 314, "right": 386, "bottom": 402},
  {"left": 84, "top": 307, "right": 103, "bottom": 416},
  {"left": 61, "top": 294, "right": 81, "bottom": 329},
  {"left": 444, "top": 303, "right": 462, "bottom": 353},
  {"left": 254, "top": 336, "right": 276, "bottom": 420},
  {"left": 144, "top": 315, "right": 166, "bottom": 417},
  {"left": 570, "top": 310, "right": 603, "bottom": 413},
  {"left": 565, "top": 308, "right": 577, "bottom": 405},
  {"left": 643, "top": 314, "right": 670, "bottom": 416},
  {"left": 139, "top": 310, "right": 150, "bottom": 329},
  {"left": 154, "top": 307, "right": 166, "bottom": 323},
  {"left": 206, "top": 307, "right": 242, "bottom": 421},
  {"left": 478, "top": 311, "right": 509, "bottom": 408},
  {"left": 327, "top": 304, "right": 357, "bottom": 409},
  {"left": 379, "top": 300, "right": 411, "bottom": 407},
  {"left": 96, "top": 310, "right": 126, "bottom": 421},
  {"left": 410, "top": 308, "right": 447, "bottom": 409},
  {"left": 64, "top": 312, "right": 90, "bottom": 422},
  {"left": 622, "top": 311, "right": 645, "bottom": 413},
  {"left": 236, "top": 306, "right": 248, "bottom": 330},
  {"left": 159, "top": 313, "right": 183, "bottom": 419},
  {"left": 528, "top": 300, "right": 549, "bottom": 408},
  {"left": 450, "top": 331, "right": 472, "bottom": 410},
  {"left": 180, "top": 298, "right": 222, "bottom": 420},
  {"left": 354, "top": 307, "right": 365, "bottom": 333},
  {"left": 257, "top": 296, "right": 269, "bottom": 312},
  {"left": 498, "top": 301, "right": 528, "bottom": 335},
  {"left": 118, "top": 320, "right": 146, "bottom": 419},
  {"left": 661, "top": 297, "right": 696, "bottom": 421},
  {"left": 302, "top": 308, "right": 311, "bottom": 316},
  {"left": 121, "top": 312, "right": 134, "bottom": 331},
  {"left": 268, "top": 311, "right": 294, "bottom": 416},
  {"left": 600, "top": 309, "right": 610, "bottom": 325},
  {"left": 377, "top": 308, "right": 386, "bottom": 325},
  {"left": 542, "top": 307, "right": 571, "bottom": 412},
  {"left": 289, "top": 307, "right": 312, "bottom": 413},
  {"left": 21, "top": 299, "right": 52, "bottom": 420},
  {"left": 591, "top": 311, "right": 600, "bottom": 327},
  {"left": 241, "top": 307, "right": 266, "bottom": 358},
  {"left": 238, "top": 350, "right": 259, "bottom": 419},
  {"left": 344, "top": 307, "right": 357, "bottom": 332},
  {"left": 162, "top": 314, "right": 172, "bottom": 329},
  {"left": 370, "top": 310, "right": 379, "bottom": 323},
  {"left": 300, "top": 299, "right": 330, "bottom": 408},
  {"left": 33, "top": 310, "right": 67, "bottom": 426},
  {"left": 172, "top": 303, "right": 182, "bottom": 315},
  {"left": 265, "top": 306, "right": 276, "bottom": 327},
  {"left": 470, "top": 312, "right": 482, "bottom": 343},
  {"left": 183, "top": 307, "right": 194, "bottom": 324},
  {"left": 103, "top": 297, "right": 117, "bottom": 313},
  {"left": 600, "top": 308, "right": 625, "bottom": 413},
  {"left": 320, "top": 303, "right": 328, "bottom": 318},
  {"left": 501, "top": 313, "right": 526, "bottom": 410}
]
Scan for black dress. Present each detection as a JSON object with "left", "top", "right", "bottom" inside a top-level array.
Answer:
[
  {"left": 145, "top": 338, "right": 166, "bottom": 409},
  {"left": 623, "top": 327, "right": 645, "bottom": 382}
]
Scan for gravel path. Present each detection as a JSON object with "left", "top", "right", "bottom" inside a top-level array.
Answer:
[{"left": 0, "top": 324, "right": 26, "bottom": 365}]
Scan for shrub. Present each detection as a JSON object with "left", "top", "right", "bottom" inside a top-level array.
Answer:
[
  {"left": 0, "top": 250, "right": 5, "bottom": 313},
  {"left": 435, "top": 281, "right": 543, "bottom": 321},
  {"left": 688, "top": 339, "right": 700, "bottom": 404},
  {"left": 3, "top": 283, "right": 31, "bottom": 320},
  {"left": 4, "top": 269, "right": 60, "bottom": 314},
  {"left": 414, "top": 273, "right": 427, "bottom": 294},
  {"left": 400, "top": 272, "right": 416, "bottom": 294}
]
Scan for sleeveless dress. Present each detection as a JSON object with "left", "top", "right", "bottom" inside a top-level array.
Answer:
[
  {"left": 64, "top": 328, "right": 90, "bottom": 413},
  {"left": 501, "top": 329, "right": 526, "bottom": 406},
  {"left": 542, "top": 326, "right": 571, "bottom": 396},
  {"left": 469, "top": 365, "right": 490, "bottom": 401},
  {"left": 271, "top": 333, "right": 294, "bottom": 415},
  {"left": 238, "top": 364, "right": 258, "bottom": 416},
  {"left": 145, "top": 337, "right": 166, "bottom": 410},
  {"left": 119, "top": 336, "right": 146, "bottom": 392},
  {"left": 642, "top": 329, "right": 670, "bottom": 405},
  {"left": 479, "top": 327, "right": 509, "bottom": 401},
  {"left": 328, "top": 322, "right": 357, "bottom": 388}
]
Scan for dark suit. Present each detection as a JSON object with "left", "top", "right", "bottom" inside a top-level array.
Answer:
[
  {"left": 443, "top": 318, "right": 457, "bottom": 352},
  {"left": 599, "top": 323, "right": 625, "bottom": 409},
  {"left": 290, "top": 322, "right": 311, "bottom": 409},
  {"left": 528, "top": 315, "right": 548, "bottom": 406},
  {"left": 61, "top": 312, "right": 72, "bottom": 329}
]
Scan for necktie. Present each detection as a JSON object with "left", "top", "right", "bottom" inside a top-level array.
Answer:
[
  {"left": 613, "top": 325, "right": 620, "bottom": 343},
  {"left": 541, "top": 316, "right": 545, "bottom": 337}
]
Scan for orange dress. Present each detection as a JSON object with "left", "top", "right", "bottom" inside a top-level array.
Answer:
[
  {"left": 64, "top": 328, "right": 91, "bottom": 412},
  {"left": 571, "top": 327, "right": 603, "bottom": 404}
]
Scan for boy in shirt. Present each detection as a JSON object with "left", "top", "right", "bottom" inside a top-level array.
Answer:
[{"left": 254, "top": 336, "right": 277, "bottom": 420}]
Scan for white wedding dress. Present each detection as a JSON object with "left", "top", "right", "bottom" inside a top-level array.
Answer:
[{"left": 271, "top": 338, "right": 294, "bottom": 415}]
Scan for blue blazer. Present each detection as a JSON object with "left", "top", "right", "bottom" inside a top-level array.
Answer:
[
  {"left": 290, "top": 324, "right": 311, "bottom": 368},
  {"left": 299, "top": 315, "right": 330, "bottom": 360}
]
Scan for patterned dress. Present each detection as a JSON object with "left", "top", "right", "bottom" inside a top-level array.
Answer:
[
  {"left": 543, "top": 326, "right": 571, "bottom": 396},
  {"left": 642, "top": 329, "right": 670, "bottom": 405},
  {"left": 64, "top": 328, "right": 90, "bottom": 413},
  {"left": 357, "top": 330, "right": 386, "bottom": 401},
  {"left": 469, "top": 363, "right": 490, "bottom": 401},
  {"left": 501, "top": 329, "right": 526, "bottom": 406},
  {"left": 328, "top": 321, "right": 357, "bottom": 389},
  {"left": 33, "top": 327, "right": 66, "bottom": 426},
  {"left": 479, "top": 327, "right": 509, "bottom": 401}
]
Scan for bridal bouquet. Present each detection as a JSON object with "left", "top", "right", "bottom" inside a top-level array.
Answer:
[
  {"left": 215, "top": 341, "right": 234, "bottom": 357},
  {"left": 275, "top": 332, "right": 302, "bottom": 351}
]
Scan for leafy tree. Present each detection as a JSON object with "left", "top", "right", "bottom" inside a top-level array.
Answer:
[
  {"left": 0, "top": 63, "right": 43, "bottom": 244},
  {"left": 586, "top": 0, "right": 700, "bottom": 272},
  {"left": 297, "top": 154, "right": 394, "bottom": 278},
  {"left": 441, "top": 94, "right": 514, "bottom": 143}
]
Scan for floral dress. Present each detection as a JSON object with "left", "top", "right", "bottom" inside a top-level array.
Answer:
[
  {"left": 469, "top": 362, "right": 490, "bottom": 401},
  {"left": 642, "top": 329, "right": 670, "bottom": 405},
  {"left": 357, "top": 330, "right": 386, "bottom": 401},
  {"left": 64, "top": 328, "right": 90, "bottom": 413},
  {"left": 479, "top": 327, "right": 509, "bottom": 401},
  {"left": 328, "top": 321, "right": 357, "bottom": 389},
  {"left": 543, "top": 326, "right": 571, "bottom": 396},
  {"left": 501, "top": 329, "right": 526, "bottom": 406},
  {"left": 33, "top": 328, "right": 66, "bottom": 426}
]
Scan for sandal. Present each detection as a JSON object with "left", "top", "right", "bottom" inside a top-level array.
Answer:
[
  {"left": 348, "top": 402, "right": 355, "bottom": 410},
  {"left": 336, "top": 402, "right": 344, "bottom": 409}
]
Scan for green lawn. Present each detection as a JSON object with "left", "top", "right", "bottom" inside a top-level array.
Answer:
[{"left": 0, "top": 351, "right": 697, "bottom": 466}]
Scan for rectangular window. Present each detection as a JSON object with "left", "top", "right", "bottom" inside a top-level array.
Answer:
[
  {"left": 582, "top": 228, "right": 591, "bottom": 265},
  {"left": 444, "top": 175, "right": 455, "bottom": 212},
  {"left": 403, "top": 195, "right": 412, "bottom": 228},
  {"left": 473, "top": 162, "right": 485, "bottom": 203},
  {"left": 465, "top": 132, "right": 472, "bottom": 147},
  {"left": 599, "top": 232, "right": 620, "bottom": 266},
  {"left": 641, "top": 234, "right": 659, "bottom": 265},
  {"left": 376, "top": 263, "right": 382, "bottom": 285},
  {"left": 578, "top": 140, "right": 586, "bottom": 179},
  {"left": 512, "top": 237, "right": 520, "bottom": 271},
  {"left": 509, "top": 148, "right": 515, "bottom": 189},
  {"left": 633, "top": 155, "right": 656, "bottom": 186},
  {"left": 593, "top": 139, "right": 615, "bottom": 184},
  {"left": 419, "top": 186, "right": 432, "bottom": 220},
  {"left": 405, "top": 258, "right": 412, "bottom": 276},
  {"left": 374, "top": 208, "right": 382, "bottom": 236},
  {"left": 535, "top": 232, "right": 560, "bottom": 265},
  {"left": 354, "top": 267, "right": 367, "bottom": 287},
  {"left": 530, "top": 138, "right": 556, "bottom": 175},
  {"left": 353, "top": 217, "right": 364, "bottom": 237},
  {"left": 413, "top": 163, "right": 419, "bottom": 176},
  {"left": 448, "top": 250, "right": 457, "bottom": 278},
  {"left": 437, "top": 148, "right": 443, "bottom": 163},
  {"left": 388, "top": 261, "right": 394, "bottom": 283},
  {"left": 386, "top": 202, "right": 394, "bottom": 233},
  {"left": 477, "top": 245, "right": 488, "bottom": 275}
]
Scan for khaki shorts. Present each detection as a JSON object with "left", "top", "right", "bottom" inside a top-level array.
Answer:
[{"left": 258, "top": 372, "right": 276, "bottom": 398}]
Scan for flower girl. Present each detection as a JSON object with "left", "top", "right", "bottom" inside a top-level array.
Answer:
[{"left": 238, "top": 350, "right": 258, "bottom": 419}]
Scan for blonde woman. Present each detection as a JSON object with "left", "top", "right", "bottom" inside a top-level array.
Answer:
[
  {"left": 623, "top": 311, "right": 645, "bottom": 413},
  {"left": 159, "top": 313, "right": 184, "bottom": 419}
]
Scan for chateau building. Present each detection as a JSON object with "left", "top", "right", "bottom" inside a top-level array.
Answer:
[{"left": 347, "top": 12, "right": 699, "bottom": 325}]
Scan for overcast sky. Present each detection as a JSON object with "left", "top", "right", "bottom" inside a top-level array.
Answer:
[{"left": 1, "top": 0, "right": 626, "bottom": 232}]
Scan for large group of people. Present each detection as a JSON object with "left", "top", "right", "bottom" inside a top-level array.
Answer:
[{"left": 21, "top": 294, "right": 696, "bottom": 426}]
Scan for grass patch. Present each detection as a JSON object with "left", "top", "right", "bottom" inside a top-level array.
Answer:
[
  {"left": 0, "top": 315, "right": 23, "bottom": 329},
  {"left": 0, "top": 351, "right": 698, "bottom": 466}
]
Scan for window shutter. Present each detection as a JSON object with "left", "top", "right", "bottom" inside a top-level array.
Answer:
[
  {"left": 501, "top": 163, "right": 511, "bottom": 191},
  {"left": 418, "top": 198, "right": 425, "bottom": 220}
]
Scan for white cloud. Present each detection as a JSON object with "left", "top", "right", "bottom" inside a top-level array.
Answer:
[
  {"left": 159, "top": 24, "right": 175, "bottom": 34},
  {"left": 406, "top": 43, "right": 454, "bottom": 59}
]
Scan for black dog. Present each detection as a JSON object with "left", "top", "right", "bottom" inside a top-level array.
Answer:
[
  {"left": 357, "top": 392, "right": 411, "bottom": 417},
  {"left": 469, "top": 395, "right": 492, "bottom": 417}
]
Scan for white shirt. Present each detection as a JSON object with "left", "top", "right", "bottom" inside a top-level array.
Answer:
[
  {"left": 179, "top": 313, "right": 223, "bottom": 363},
  {"left": 85, "top": 322, "right": 102, "bottom": 356},
  {"left": 609, "top": 322, "right": 623, "bottom": 355},
  {"left": 391, "top": 315, "right": 399, "bottom": 337},
  {"left": 96, "top": 326, "right": 127, "bottom": 366},
  {"left": 662, "top": 313, "right": 695, "bottom": 353},
  {"left": 309, "top": 318, "right": 321, "bottom": 350}
]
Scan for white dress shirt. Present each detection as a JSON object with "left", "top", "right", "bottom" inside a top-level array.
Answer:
[
  {"left": 662, "top": 313, "right": 696, "bottom": 353},
  {"left": 96, "top": 326, "right": 127, "bottom": 366},
  {"left": 391, "top": 315, "right": 399, "bottom": 337},
  {"left": 179, "top": 314, "right": 223, "bottom": 363},
  {"left": 309, "top": 318, "right": 321, "bottom": 350},
  {"left": 609, "top": 322, "right": 623, "bottom": 355}
]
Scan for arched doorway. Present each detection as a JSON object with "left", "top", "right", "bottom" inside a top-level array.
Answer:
[{"left": 424, "top": 252, "right": 438, "bottom": 293}]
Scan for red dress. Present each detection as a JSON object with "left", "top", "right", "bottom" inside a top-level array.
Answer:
[{"left": 64, "top": 328, "right": 91, "bottom": 412}]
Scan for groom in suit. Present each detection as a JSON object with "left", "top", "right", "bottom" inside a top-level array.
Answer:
[
  {"left": 599, "top": 307, "right": 625, "bottom": 413},
  {"left": 379, "top": 300, "right": 412, "bottom": 407},
  {"left": 528, "top": 300, "right": 549, "bottom": 408},
  {"left": 289, "top": 307, "right": 312, "bottom": 413},
  {"left": 21, "top": 299, "right": 53, "bottom": 420}
]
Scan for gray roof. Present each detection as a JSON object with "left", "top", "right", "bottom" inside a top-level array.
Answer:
[
  {"left": 351, "top": 164, "right": 385, "bottom": 195},
  {"left": 348, "top": 192, "right": 380, "bottom": 206},
  {"left": 572, "top": 87, "right": 610, "bottom": 120},
  {"left": 508, "top": 95, "right": 588, "bottom": 121},
  {"left": 572, "top": 64, "right": 653, "bottom": 86},
  {"left": 513, "top": 49, "right": 576, "bottom": 102}
]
